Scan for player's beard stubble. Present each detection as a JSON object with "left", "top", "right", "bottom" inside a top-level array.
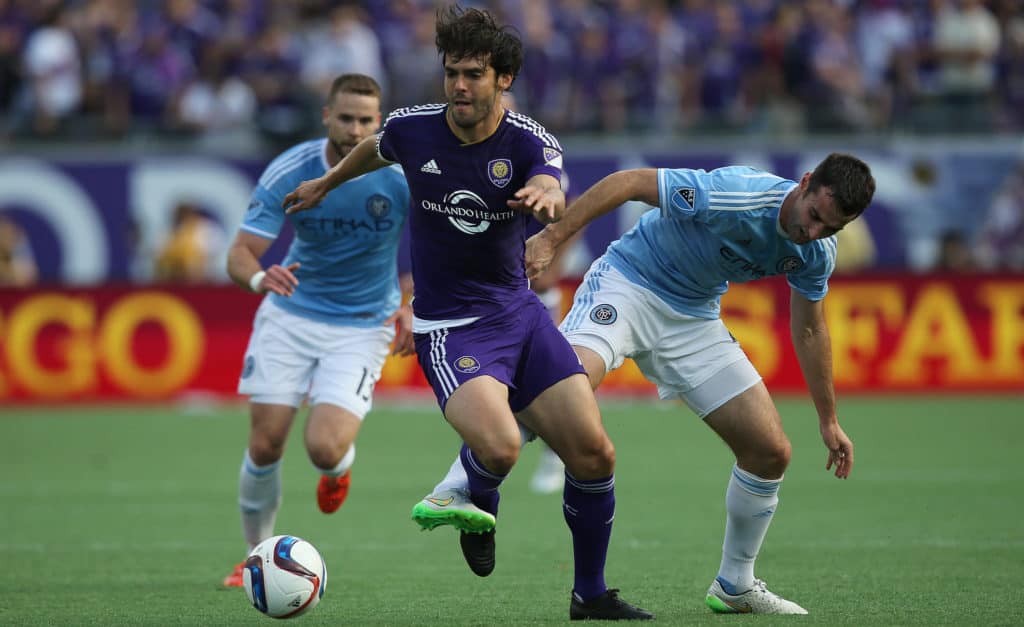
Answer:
[{"left": 449, "top": 95, "right": 496, "bottom": 129}]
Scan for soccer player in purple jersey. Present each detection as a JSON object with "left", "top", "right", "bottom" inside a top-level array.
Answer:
[{"left": 282, "top": 5, "right": 651, "bottom": 621}]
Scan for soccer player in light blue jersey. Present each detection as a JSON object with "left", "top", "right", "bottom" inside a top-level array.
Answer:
[
  {"left": 522, "top": 154, "right": 875, "bottom": 615},
  {"left": 282, "top": 6, "right": 651, "bottom": 621},
  {"left": 222, "top": 74, "right": 413, "bottom": 587}
]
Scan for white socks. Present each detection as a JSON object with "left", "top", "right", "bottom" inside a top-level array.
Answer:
[
  {"left": 319, "top": 444, "right": 355, "bottom": 477},
  {"left": 431, "top": 423, "right": 535, "bottom": 494},
  {"left": 718, "top": 464, "right": 782, "bottom": 591},
  {"left": 238, "top": 449, "right": 282, "bottom": 551}
]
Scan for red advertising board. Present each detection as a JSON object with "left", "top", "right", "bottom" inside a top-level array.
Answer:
[{"left": 1, "top": 274, "right": 1021, "bottom": 403}]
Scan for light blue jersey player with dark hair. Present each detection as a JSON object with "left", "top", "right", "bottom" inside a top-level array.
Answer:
[
  {"left": 223, "top": 73, "right": 413, "bottom": 588},
  {"left": 519, "top": 153, "right": 875, "bottom": 614},
  {"left": 282, "top": 5, "right": 651, "bottom": 621}
]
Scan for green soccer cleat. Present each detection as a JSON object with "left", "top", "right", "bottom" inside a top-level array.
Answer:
[
  {"left": 705, "top": 577, "right": 808, "bottom": 614},
  {"left": 410, "top": 488, "right": 496, "bottom": 533}
]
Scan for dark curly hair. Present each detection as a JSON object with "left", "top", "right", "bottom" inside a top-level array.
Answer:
[
  {"left": 435, "top": 4, "right": 523, "bottom": 83},
  {"left": 807, "top": 153, "right": 876, "bottom": 218}
]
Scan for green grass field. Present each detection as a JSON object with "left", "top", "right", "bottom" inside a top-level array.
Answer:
[{"left": 1, "top": 396, "right": 1022, "bottom": 626}]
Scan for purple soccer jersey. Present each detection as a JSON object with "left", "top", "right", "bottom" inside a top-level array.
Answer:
[{"left": 376, "top": 104, "right": 563, "bottom": 320}]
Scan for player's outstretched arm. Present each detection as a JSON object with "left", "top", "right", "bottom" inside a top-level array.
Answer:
[
  {"left": 525, "top": 168, "right": 658, "bottom": 280},
  {"left": 790, "top": 290, "right": 854, "bottom": 479},
  {"left": 227, "top": 230, "right": 300, "bottom": 297},
  {"left": 508, "top": 173, "right": 565, "bottom": 224},
  {"left": 282, "top": 135, "right": 389, "bottom": 215}
]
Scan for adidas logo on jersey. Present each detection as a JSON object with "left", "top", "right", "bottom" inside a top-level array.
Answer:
[{"left": 420, "top": 159, "right": 441, "bottom": 174}]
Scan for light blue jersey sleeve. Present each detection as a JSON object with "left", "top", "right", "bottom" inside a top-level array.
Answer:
[
  {"left": 606, "top": 166, "right": 831, "bottom": 319},
  {"left": 785, "top": 237, "right": 836, "bottom": 301},
  {"left": 241, "top": 141, "right": 324, "bottom": 241}
]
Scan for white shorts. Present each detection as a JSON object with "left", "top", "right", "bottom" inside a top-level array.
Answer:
[
  {"left": 560, "top": 261, "right": 761, "bottom": 418},
  {"left": 237, "top": 298, "right": 394, "bottom": 418}
]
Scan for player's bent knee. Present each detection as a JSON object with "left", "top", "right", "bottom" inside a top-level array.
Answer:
[
  {"left": 248, "top": 439, "right": 285, "bottom": 466},
  {"left": 742, "top": 439, "right": 791, "bottom": 479},
  {"left": 476, "top": 444, "right": 520, "bottom": 475},
  {"left": 306, "top": 442, "right": 349, "bottom": 471},
  {"left": 564, "top": 438, "right": 615, "bottom": 479}
]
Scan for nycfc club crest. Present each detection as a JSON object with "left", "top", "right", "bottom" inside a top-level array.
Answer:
[
  {"left": 242, "top": 355, "right": 255, "bottom": 379},
  {"left": 454, "top": 355, "right": 481, "bottom": 373},
  {"left": 589, "top": 304, "right": 618, "bottom": 325},
  {"left": 776, "top": 256, "right": 804, "bottom": 273},
  {"left": 488, "top": 159, "right": 512, "bottom": 188},
  {"left": 366, "top": 194, "right": 391, "bottom": 218}
]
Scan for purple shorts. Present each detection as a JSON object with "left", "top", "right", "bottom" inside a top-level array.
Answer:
[{"left": 414, "top": 293, "right": 585, "bottom": 412}]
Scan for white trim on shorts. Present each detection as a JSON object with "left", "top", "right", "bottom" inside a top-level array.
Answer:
[{"left": 560, "top": 260, "right": 762, "bottom": 418}]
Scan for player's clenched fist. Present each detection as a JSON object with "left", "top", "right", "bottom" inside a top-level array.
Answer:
[{"left": 283, "top": 178, "right": 329, "bottom": 215}]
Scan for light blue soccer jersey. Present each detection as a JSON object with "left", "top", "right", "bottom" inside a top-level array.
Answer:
[
  {"left": 241, "top": 138, "right": 410, "bottom": 326},
  {"left": 604, "top": 166, "right": 837, "bottom": 319}
]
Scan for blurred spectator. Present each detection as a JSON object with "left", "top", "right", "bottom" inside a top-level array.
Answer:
[
  {"left": 975, "top": 163, "right": 1024, "bottom": 271},
  {"left": 117, "top": 20, "right": 194, "bottom": 131},
  {"left": 933, "top": 229, "right": 977, "bottom": 272},
  {"left": 932, "top": 0, "right": 1001, "bottom": 132},
  {"left": 19, "top": 3, "right": 81, "bottom": 136},
  {"left": 241, "top": 23, "right": 311, "bottom": 147},
  {"left": 0, "top": 215, "right": 38, "bottom": 286},
  {"left": 994, "top": 0, "right": 1024, "bottom": 130},
  {"left": 0, "top": 0, "right": 26, "bottom": 133},
  {"left": 174, "top": 41, "right": 256, "bottom": 135},
  {"left": 299, "top": 5, "right": 385, "bottom": 99},
  {"left": 153, "top": 201, "right": 226, "bottom": 283},
  {"left": 855, "top": 0, "right": 915, "bottom": 129},
  {"left": 514, "top": 0, "right": 572, "bottom": 127},
  {"left": 833, "top": 217, "right": 877, "bottom": 274},
  {"left": 807, "top": 1, "right": 870, "bottom": 131},
  {"left": 376, "top": 3, "right": 442, "bottom": 109}
]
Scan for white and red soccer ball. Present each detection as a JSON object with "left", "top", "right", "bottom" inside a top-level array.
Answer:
[{"left": 243, "top": 535, "right": 326, "bottom": 619}]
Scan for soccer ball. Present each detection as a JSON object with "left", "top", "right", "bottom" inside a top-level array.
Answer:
[{"left": 243, "top": 535, "right": 326, "bottom": 619}]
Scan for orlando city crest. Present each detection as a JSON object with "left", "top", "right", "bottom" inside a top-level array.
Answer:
[
  {"left": 454, "top": 355, "right": 481, "bottom": 373},
  {"left": 488, "top": 159, "right": 512, "bottom": 188}
]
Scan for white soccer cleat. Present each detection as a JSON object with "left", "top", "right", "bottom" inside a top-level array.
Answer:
[
  {"left": 410, "top": 488, "right": 496, "bottom": 533},
  {"left": 529, "top": 449, "right": 565, "bottom": 494},
  {"left": 705, "top": 577, "right": 808, "bottom": 615}
]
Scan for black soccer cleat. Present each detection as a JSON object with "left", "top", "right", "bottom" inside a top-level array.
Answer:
[
  {"left": 570, "top": 588, "right": 655, "bottom": 621},
  {"left": 459, "top": 529, "right": 495, "bottom": 577}
]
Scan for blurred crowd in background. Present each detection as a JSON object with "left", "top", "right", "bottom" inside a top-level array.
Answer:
[
  {"left": 1, "top": 0, "right": 1023, "bottom": 141},
  {"left": 0, "top": 0, "right": 1022, "bottom": 288}
]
